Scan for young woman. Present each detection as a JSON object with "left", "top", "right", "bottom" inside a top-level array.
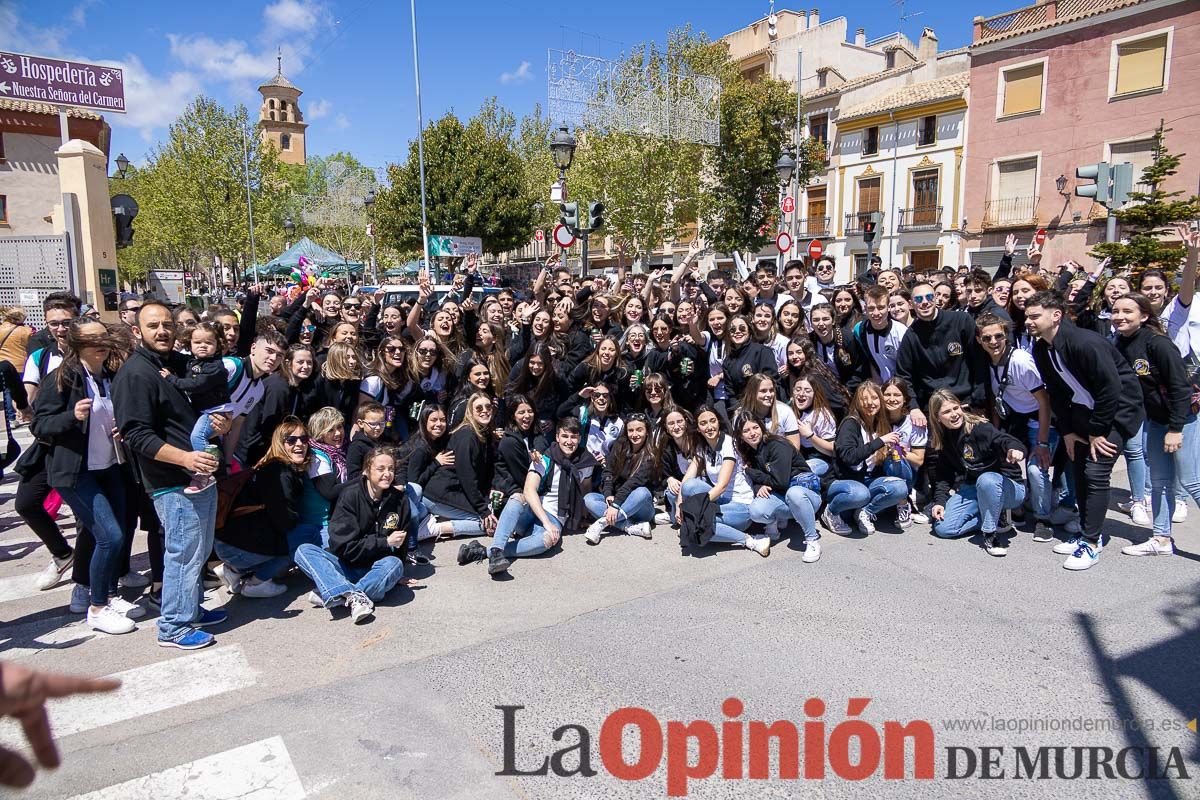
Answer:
[
  {"left": 824, "top": 382, "right": 909, "bottom": 536},
  {"left": 832, "top": 287, "right": 862, "bottom": 329},
  {"left": 314, "top": 342, "right": 363, "bottom": 442},
  {"left": 734, "top": 413, "right": 822, "bottom": 562},
  {"left": 33, "top": 320, "right": 140, "bottom": 634},
  {"left": 721, "top": 315, "right": 777, "bottom": 401},
  {"left": 639, "top": 372, "right": 677, "bottom": 423},
  {"left": 1112, "top": 293, "right": 1199, "bottom": 557},
  {"left": 447, "top": 360, "right": 502, "bottom": 429},
  {"left": 359, "top": 336, "right": 410, "bottom": 444},
  {"left": 421, "top": 393, "right": 497, "bottom": 538},
  {"left": 582, "top": 413, "right": 656, "bottom": 543},
  {"left": 780, "top": 337, "right": 850, "bottom": 420},
  {"left": 214, "top": 418, "right": 318, "bottom": 599},
  {"left": 1008, "top": 271, "right": 1051, "bottom": 353},
  {"left": 880, "top": 378, "right": 929, "bottom": 528},
  {"left": 656, "top": 408, "right": 695, "bottom": 521},
  {"left": 701, "top": 304, "right": 732, "bottom": 411},
  {"left": 750, "top": 304, "right": 790, "bottom": 369},
  {"left": 1071, "top": 263, "right": 1129, "bottom": 339},
  {"left": 790, "top": 376, "right": 837, "bottom": 477},
  {"left": 295, "top": 448, "right": 412, "bottom": 623},
  {"left": 506, "top": 343, "right": 569, "bottom": 436},
  {"left": 458, "top": 321, "right": 510, "bottom": 400},
  {"left": 494, "top": 395, "right": 541, "bottom": 501},
  {"left": 721, "top": 286, "right": 751, "bottom": 317},
  {"left": 297, "top": 407, "right": 348, "bottom": 546},
  {"left": 927, "top": 389, "right": 1027, "bottom": 557},
  {"left": 888, "top": 290, "right": 914, "bottom": 328},
  {"left": 808, "top": 303, "right": 866, "bottom": 393},
  {"left": 557, "top": 382, "right": 624, "bottom": 463},
  {"left": 645, "top": 313, "right": 705, "bottom": 412},
  {"left": 621, "top": 324, "right": 651, "bottom": 388},
  {"left": 677, "top": 405, "right": 770, "bottom": 556},
  {"left": 570, "top": 336, "right": 627, "bottom": 396},
  {"left": 738, "top": 372, "right": 800, "bottom": 448},
  {"left": 776, "top": 300, "right": 806, "bottom": 343},
  {"left": 933, "top": 282, "right": 954, "bottom": 310},
  {"left": 991, "top": 278, "right": 1012, "bottom": 312},
  {"left": 397, "top": 335, "right": 448, "bottom": 438}
]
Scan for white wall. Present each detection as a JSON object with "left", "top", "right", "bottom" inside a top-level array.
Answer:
[{"left": 0, "top": 132, "right": 62, "bottom": 236}]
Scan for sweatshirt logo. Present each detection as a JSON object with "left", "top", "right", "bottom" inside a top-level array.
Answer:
[
  {"left": 742, "top": 364, "right": 753, "bottom": 377},
  {"left": 947, "top": 342, "right": 963, "bottom": 357},
  {"left": 838, "top": 349, "right": 852, "bottom": 365},
  {"left": 962, "top": 443, "right": 976, "bottom": 462},
  {"left": 384, "top": 512, "right": 400, "bottom": 531},
  {"left": 1132, "top": 358, "right": 1151, "bottom": 377}
]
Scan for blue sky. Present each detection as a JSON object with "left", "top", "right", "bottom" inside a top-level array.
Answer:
[{"left": 2, "top": 0, "right": 1021, "bottom": 172}]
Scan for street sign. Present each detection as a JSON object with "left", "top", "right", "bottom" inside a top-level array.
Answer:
[
  {"left": 781, "top": 196, "right": 795, "bottom": 214},
  {"left": 0, "top": 51, "right": 125, "bottom": 113},
  {"left": 1034, "top": 228, "right": 1048, "bottom": 247},
  {"left": 807, "top": 239, "right": 824, "bottom": 260},
  {"left": 552, "top": 223, "right": 576, "bottom": 249},
  {"left": 429, "top": 235, "right": 482, "bottom": 257},
  {"left": 776, "top": 231, "right": 793, "bottom": 253},
  {"left": 534, "top": 229, "right": 545, "bottom": 242}
]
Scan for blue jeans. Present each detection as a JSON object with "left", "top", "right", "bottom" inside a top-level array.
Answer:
[
  {"left": 881, "top": 458, "right": 915, "bottom": 491},
  {"left": 294, "top": 544, "right": 404, "bottom": 605},
  {"left": 933, "top": 473, "right": 1027, "bottom": 538},
  {"left": 748, "top": 478, "right": 821, "bottom": 541},
  {"left": 190, "top": 413, "right": 216, "bottom": 452},
  {"left": 1122, "top": 422, "right": 1148, "bottom": 502},
  {"left": 214, "top": 523, "right": 323, "bottom": 581},
  {"left": 807, "top": 457, "right": 830, "bottom": 477},
  {"left": 152, "top": 484, "right": 218, "bottom": 642},
  {"left": 57, "top": 466, "right": 128, "bottom": 607},
  {"left": 583, "top": 488, "right": 655, "bottom": 531},
  {"left": 681, "top": 478, "right": 751, "bottom": 543},
  {"left": 1026, "top": 425, "right": 1059, "bottom": 519},
  {"left": 827, "top": 477, "right": 908, "bottom": 519},
  {"left": 491, "top": 496, "right": 561, "bottom": 558},
  {"left": 422, "top": 498, "right": 486, "bottom": 536},
  {"left": 1144, "top": 416, "right": 1200, "bottom": 538}
]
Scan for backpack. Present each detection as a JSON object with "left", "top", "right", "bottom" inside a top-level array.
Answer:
[{"left": 214, "top": 467, "right": 260, "bottom": 530}]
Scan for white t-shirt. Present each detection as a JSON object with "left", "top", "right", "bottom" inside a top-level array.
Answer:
[
  {"left": 891, "top": 415, "right": 928, "bottom": 452},
  {"left": 799, "top": 407, "right": 836, "bottom": 451},
  {"left": 765, "top": 401, "right": 799, "bottom": 437},
  {"left": 84, "top": 371, "right": 117, "bottom": 471},
  {"left": 1163, "top": 296, "right": 1200, "bottom": 359},
  {"left": 702, "top": 331, "right": 728, "bottom": 400},
  {"left": 700, "top": 434, "right": 755, "bottom": 505},
  {"left": 586, "top": 415, "right": 623, "bottom": 460},
  {"left": 222, "top": 357, "right": 265, "bottom": 417},
  {"left": 22, "top": 347, "right": 62, "bottom": 386},
  {"left": 769, "top": 332, "right": 790, "bottom": 369},
  {"left": 859, "top": 320, "right": 907, "bottom": 383},
  {"left": 989, "top": 348, "right": 1043, "bottom": 415},
  {"left": 530, "top": 456, "right": 596, "bottom": 522}
]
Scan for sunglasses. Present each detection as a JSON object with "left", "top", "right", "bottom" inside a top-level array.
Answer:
[
  {"left": 123, "top": 305, "right": 142, "bottom": 313},
  {"left": 979, "top": 333, "right": 1006, "bottom": 343},
  {"left": 285, "top": 435, "right": 310, "bottom": 446},
  {"left": 343, "top": 302, "right": 361, "bottom": 309},
  {"left": 384, "top": 345, "right": 405, "bottom": 355},
  {"left": 913, "top": 293, "right": 936, "bottom": 304},
  {"left": 46, "top": 320, "right": 72, "bottom": 328},
  {"left": 729, "top": 326, "right": 749, "bottom": 333},
  {"left": 360, "top": 420, "right": 385, "bottom": 429},
  {"left": 593, "top": 392, "right": 611, "bottom": 399},
  {"left": 417, "top": 348, "right": 438, "bottom": 356},
  {"left": 646, "top": 385, "right": 665, "bottom": 394}
]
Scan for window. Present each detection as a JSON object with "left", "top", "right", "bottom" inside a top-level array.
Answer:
[
  {"left": 1109, "top": 138, "right": 1157, "bottom": 194},
  {"left": 917, "top": 115, "right": 937, "bottom": 147},
  {"left": 1113, "top": 32, "right": 1168, "bottom": 96},
  {"left": 912, "top": 169, "right": 940, "bottom": 226},
  {"left": 863, "top": 126, "right": 879, "bottom": 156},
  {"left": 280, "top": 101, "right": 289, "bottom": 121},
  {"left": 0, "top": 132, "right": 5, "bottom": 161},
  {"left": 1001, "top": 62, "right": 1044, "bottom": 117},
  {"left": 858, "top": 177, "right": 881, "bottom": 214},
  {"left": 280, "top": 134, "right": 292, "bottom": 151},
  {"left": 0, "top": 195, "right": 7, "bottom": 224},
  {"left": 270, "top": 111, "right": 276, "bottom": 121},
  {"left": 807, "top": 187, "right": 827, "bottom": 236},
  {"left": 269, "top": 99, "right": 276, "bottom": 109},
  {"left": 809, "top": 114, "right": 828, "bottom": 146},
  {"left": 886, "top": 51, "right": 896, "bottom": 69},
  {"left": 986, "top": 156, "right": 1039, "bottom": 226},
  {"left": 909, "top": 250, "right": 940, "bottom": 270},
  {"left": 818, "top": 71, "right": 827, "bottom": 89}
]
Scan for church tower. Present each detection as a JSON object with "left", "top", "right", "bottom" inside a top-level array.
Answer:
[{"left": 258, "top": 53, "right": 307, "bottom": 165}]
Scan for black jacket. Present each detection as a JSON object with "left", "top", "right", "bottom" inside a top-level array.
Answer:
[
  {"left": 1032, "top": 320, "right": 1145, "bottom": 440},
  {"left": 327, "top": 477, "right": 412, "bottom": 569},
  {"left": 494, "top": 430, "right": 538, "bottom": 496},
  {"left": 405, "top": 438, "right": 444, "bottom": 487},
  {"left": 164, "top": 354, "right": 229, "bottom": 412},
  {"left": 832, "top": 417, "right": 886, "bottom": 482},
  {"left": 721, "top": 340, "right": 777, "bottom": 399},
  {"left": 31, "top": 367, "right": 116, "bottom": 489},
  {"left": 929, "top": 422, "right": 1026, "bottom": 507},
  {"left": 896, "top": 310, "right": 978, "bottom": 407},
  {"left": 743, "top": 438, "right": 810, "bottom": 494},
  {"left": 235, "top": 373, "right": 321, "bottom": 467},
  {"left": 809, "top": 330, "right": 868, "bottom": 393},
  {"left": 113, "top": 346, "right": 200, "bottom": 492},
  {"left": 345, "top": 431, "right": 377, "bottom": 480},
  {"left": 1116, "top": 327, "right": 1192, "bottom": 431},
  {"left": 600, "top": 448, "right": 656, "bottom": 504},
  {"left": 215, "top": 461, "right": 303, "bottom": 555},
  {"left": 422, "top": 427, "right": 495, "bottom": 516},
  {"left": 646, "top": 340, "right": 706, "bottom": 410}
]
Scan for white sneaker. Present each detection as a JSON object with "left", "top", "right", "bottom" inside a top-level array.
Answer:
[
  {"left": 1130, "top": 500, "right": 1152, "bottom": 527},
  {"left": 213, "top": 563, "right": 243, "bottom": 595},
  {"left": 856, "top": 509, "right": 876, "bottom": 535},
  {"left": 745, "top": 534, "right": 771, "bottom": 557},
  {"left": 1173, "top": 503, "right": 1188, "bottom": 524},
  {"left": 654, "top": 511, "right": 672, "bottom": 526},
  {"left": 118, "top": 571, "right": 150, "bottom": 589},
  {"left": 822, "top": 508, "right": 852, "bottom": 535},
  {"left": 306, "top": 590, "right": 326, "bottom": 608},
  {"left": 107, "top": 596, "right": 146, "bottom": 619},
  {"left": 240, "top": 578, "right": 287, "bottom": 598},
  {"left": 802, "top": 541, "right": 821, "bottom": 563},
  {"left": 910, "top": 509, "right": 931, "bottom": 525},
  {"left": 87, "top": 604, "right": 136, "bottom": 634},
  {"left": 584, "top": 518, "right": 606, "bottom": 545},
  {"left": 1121, "top": 538, "right": 1175, "bottom": 556},
  {"left": 68, "top": 583, "right": 90, "bottom": 613},
  {"left": 347, "top": 591, "right": 374, "bottom": 624},
  {"left": 35, "top": 554, "right": 74, "bottom": 590},
  {"left": 1063, "top": 539, "right": 1102, "bottom": 571},
  {"left": 1052, "top": 535, "right": 1082, "bottom": 555},
  {"left": 626, "top": 522, "right": 653, "bottom": 539},
  {"left": 763, "top": 521, "right": 781, "bottom": 540}
]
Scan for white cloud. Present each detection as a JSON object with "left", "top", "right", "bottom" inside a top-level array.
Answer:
[
  {"left": 0, "top": 4, "right": 69, "bottom": 53},
  {"left": 167, "top": 34, "right": 276, "bottom": 82},
  {"left": 68, "top": 0, "right": 99, "bottom": 28},
  {"left": 499, "top": 60, "right": 533, "bottom": 85},
  {"left": 307, "top": 98, "right": 331, "bottom": 120},
  {"left": 104, "top": 54, "right": 203, "bottom": 140},
  {"left": 334, "top": 114, "right": 350, "bottom": 130},
  {"left": 263, "top": 0, "right": 330, "bottom": 37}
]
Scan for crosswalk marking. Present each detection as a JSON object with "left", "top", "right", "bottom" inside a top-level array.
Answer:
[
  {"left": 0, "top": 644, "right": 257, "bottom": 745},
  {"left": 64, "top": 736, "right": 306, "bottom": 800},
  {"left": 0, "top": 569, "right": 72, "bottom": 603},
  {"left": 0, "top": 616, "right": 97, "bottom": 660}
]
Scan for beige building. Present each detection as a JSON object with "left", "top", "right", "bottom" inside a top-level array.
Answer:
[{"left": 258, "top": 63, "right": 307, "bottom": 166}]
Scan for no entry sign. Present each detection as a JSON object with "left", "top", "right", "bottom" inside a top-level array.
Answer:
[
  {"left": 1034, "top": 228, "right": 1048, "bottom": 247},
  {"left": 807, "top": 239, "right": 824, "bottom": 260}
]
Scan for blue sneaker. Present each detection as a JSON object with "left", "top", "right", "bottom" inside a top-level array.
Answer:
[
  {"left": 193, "top": 607, "right": 228, "bottom": 628},
  {"left": 1063, "top": 540, "right": 1102, "bottom": 571},
  {"left": 158, "top": 629, "right": 215, "bottom": 650}
]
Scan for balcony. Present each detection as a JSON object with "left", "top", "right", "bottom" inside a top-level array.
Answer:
[
  {"left": 897, "top": 206, "right": 943, "bottom": 232},
  {"left": 797, "top": 217, "right": 831, "bottom": 238},
  {"left": 844, "top": 211, "right": 877, "bottom": 235},
  {"left": 983, "top": 196, "right": 1039, "bottom": 229},
  {"left": 973, "top": 0, "right": 1119, "bottom": 43}
]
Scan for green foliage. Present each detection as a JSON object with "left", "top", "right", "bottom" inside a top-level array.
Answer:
[
  {"left": 515, "top": 104, "right": 558, "bottom": 232},
  {"left": 1091, "top": 126, "right": 1200, "bottom": 276},
  {"left": 374, "top": 100, "right": 534, "bottom": 256}
]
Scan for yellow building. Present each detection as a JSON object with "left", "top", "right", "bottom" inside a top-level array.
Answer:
[{"left": 258, "top": 59, "right": 307, "bottom": 165}]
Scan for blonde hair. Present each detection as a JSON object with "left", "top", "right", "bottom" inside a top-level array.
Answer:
[
  {"left": 2, "top": 306, "right": 26, "bottom": 325},
  {"left": 257, "top": 416, "right": 311, "bottom": 470},
  {"left": 307, "top": 406, "right": 345, "bottom": 444},
  {"left": 322, "top": 342, "right": 363, "bottom": 382},
  {"left": 927, "top": 388, "right": 987, "bottom": 451},
  {"left": 451, "top": 392, "right": 495, "bottom": 442}
]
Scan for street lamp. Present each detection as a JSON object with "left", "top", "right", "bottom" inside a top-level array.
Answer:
[
  {"left": 283, "top": 216, "right": 295, "bottom": 249},
  {"left": 363, "top": 189, "right": 378, "bottom": 285},
  {"left": 775, "top": 151, "right": 796, "bottom": 186},
  {"left": 1056, "top": 174, "right": 1069, "bottom": 196},
  {"left": 114, "top": 153, "right": 130, "bottom": 179},
  {"left": 550, "top": 125, "right": 576, "bottom": 178}
]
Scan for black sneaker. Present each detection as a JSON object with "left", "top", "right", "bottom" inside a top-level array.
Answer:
[
  {"left": 405, "top": 551, "right": 432, "bottom": 566},
  {"left": 457, "top": 540, "right": 487, "bottom": 566},
  {"left": 146, "top": 588, "right": 162, "bottom": 610},
  {"left": 487, "top": 547, "right": 510, "bottom": 575},
  {"left": 996, "top": 510, "right": 1015, "bottom": 535}
]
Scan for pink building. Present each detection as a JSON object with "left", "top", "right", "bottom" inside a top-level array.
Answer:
[{"left": 962, "top": 0, "right": 1200, "bottom": 269}]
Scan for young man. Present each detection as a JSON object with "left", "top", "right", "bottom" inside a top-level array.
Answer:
[
  {"left": 1024, "top": 292, "right": 1145, "bottom": 571},
  {"left": 222, "top": 330, "right": 286, "bottom": 463},
  {"left": 896, "top": 281, "right": 980, "bottom": 420},
  {"left": 853, "top": 285, "right": 908, "bottom": 383},
  {"left": 964, "top": 268, "right": 1013, "bottom": 325},
  {"left": 782, "top": 260, "right": 818, "bottom": 312},
  {"left": 22, "top": 300, "right": 76, "bottom": 408},
  {"left": 118, "top": 296, "right": 142, "bottom": 328},
  {"left": 753, "top": 261, "right": 793, "bottom": 310},
  {"left": 114, "top": 302, "right": 232, "bottom": 649},
  {"left": 806, "top": 257, "right": 838, "bottom": 300}
]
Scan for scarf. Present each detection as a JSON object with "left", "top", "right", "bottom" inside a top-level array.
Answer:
[
  {"left": 545, "top": 442, "right": 598, "bottom": 532},
  {"left": 311, "top": 440, "right": 347, "bottom": 482}
]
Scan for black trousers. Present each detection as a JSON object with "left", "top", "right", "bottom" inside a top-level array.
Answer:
[
  {"left": 1069, "top": 430, "right": 1123, "bottom": 542},
  {"left": 14, "top": 467, "right": 73, "bottom": 559}
]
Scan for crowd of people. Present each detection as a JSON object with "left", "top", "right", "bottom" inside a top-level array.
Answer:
[{"left": 5, "top": 224, "right": 1199, "bottom": 650}]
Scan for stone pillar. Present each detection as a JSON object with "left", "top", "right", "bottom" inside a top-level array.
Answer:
[{"left": 56, "top": 139, "right": 119, "bottom": 323}]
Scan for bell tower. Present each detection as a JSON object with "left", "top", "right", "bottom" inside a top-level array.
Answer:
[{"left": 258, "top": 52, "right": 307, "bottom": 165}]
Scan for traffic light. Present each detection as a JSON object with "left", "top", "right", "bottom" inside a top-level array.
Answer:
[
  {"left": 1075, "top": 162, "right": 1111, "bottom": 204},
  {"left": 560, "top": 201, "right": 579, "bottom": 232},
  {"left": 588, "top": 201, "right": 605, "bottom": 231},
  {"left": 1110, "top": 162, "right": 1135, "bottom": 206},
  {"left": 862, "top": 211, "right": 881, "bottom": 246},
  {"left": 110, "top": 194, "right": 139, "bottom": 249}
]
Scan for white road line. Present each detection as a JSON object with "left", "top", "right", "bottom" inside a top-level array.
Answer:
[
  {"left": 0, "top": 570, "right": 72, "bottom": 603},
  {"left": 65, "top": 736, "right": 306, "bottom": 800},
  {"left": 0, "top": 644, "right": 258, "bottom": 744},
  {"left": 0, "top": 617, "right": 98, "bottom": 659}
]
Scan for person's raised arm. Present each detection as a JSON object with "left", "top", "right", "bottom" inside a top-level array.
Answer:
[{"left": 1174, "top": 223, "right": 1200, "bottom": 308}]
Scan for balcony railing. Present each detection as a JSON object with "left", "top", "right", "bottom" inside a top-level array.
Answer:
[
  {"left": 844, "top": 211, "right": 876, "bottom": 235},
  {"left": 897, "top": 206, "right": 943, "bottom": 232},
  {"left": 797, "top": 216, "right": 831, "bottom": 238},
  {"left": 983, "top": 196, "right": 1039, "bottom": 229},
  {"left": 974, "top": 0, "right": 1116, "bottom": 43}
]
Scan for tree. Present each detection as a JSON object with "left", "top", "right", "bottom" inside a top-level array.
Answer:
[
  {"left": 374, "top": 100, "right": 534, "bottom": 256},
  {"left": 292, "top": 151, "right": 379, "bottom": 266},
  {"left": 1091, "top": 126, "right": 1200, "bottom": 276},
  {"left": 516, "top": 104, "right": 558, "bottom": 232}
]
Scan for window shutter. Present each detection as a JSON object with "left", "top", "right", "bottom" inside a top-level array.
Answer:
[
  {"left": 1116, "top": 34, "right": 1167, "bottom": 95},
  {"left": 1002, "top": 64, "right": 1043, "bottom": 116}
]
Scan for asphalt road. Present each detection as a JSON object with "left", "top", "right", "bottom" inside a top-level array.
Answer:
[{"left": 1, "top": 434, "right": 1196, "bottom": 800}]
